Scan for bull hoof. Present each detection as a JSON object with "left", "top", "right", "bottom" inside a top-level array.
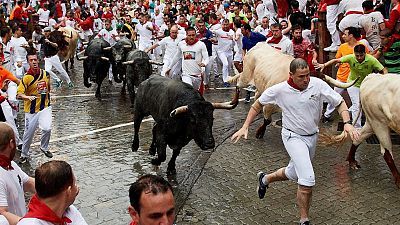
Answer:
[
  {"left": 348, "top": 160, "right": 361, "bottom": 170},
  {"left": 166, "top": 168, "right": 177, "bottom": 176},
  {"left": 84, "top": 83, "right": 92, "bottom": 88},
  {"left": 255, "top": 129, "right": 265, "bottom": 139},
  {"left": 149, "top": 146, "right": 156, "bottom": 156},
  {"left": 132, "top": 141, "right": 139, "bottom": 152},
  {"left": 151, "top": 158, "right": 162, "bottom": 166}
]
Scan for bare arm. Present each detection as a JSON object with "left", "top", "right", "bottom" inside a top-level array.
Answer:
[
  {"left": 17, "top": 93, "right": 37, "bottom": 101},
  {"left": 145, "top": 43, "right": 160, "bottom": 53},
  {"left": 337, "top": 100, "right": 360, "bottom": 141},
  {"left": 316, "top": 58, "right": 342, "bottom": 71},
  {"left": 23, "top": 177, "right": 35, "bottom": 193},
  {"left": 0, "top": 207, "right": 21, "bottom": 225},
  {"left": 231, "top": 100, "right": 262, "bottom": 143}
]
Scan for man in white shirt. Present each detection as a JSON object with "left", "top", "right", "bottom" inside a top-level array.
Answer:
[
  {"left": 166, "top": 27, "right": 209, "bottom": 91},
  {"left": 8, "top": 26, "right": 28, "bottom": 72},
  {"left": 213, "top": 19, "right": 234, "bottom": 87},
  {"left": 36, "top": 4, "right": 50, "bottom": 28},
  {"left": 231, "top": 58, "right": 359, "bottom": 225},
  {"left": 266, "top": 23, "right": 294, "bottom": 56},
  {"left": 359, "top": 0, "right": 385, "bottom": 50},
  {"left": 134, "top": 13, "right": 154, "bottom": 52},
  {"left": 254, "top": 16, "right": 271, "bottom": 36},
  {"left": 0, "top": 122, "right": 35, "bottom": 225},
  {"left": 145, "top": 25, "right": 185, "bottom": 78},
  {"left": 208, "top": 13, "right": 222, "bottom": 83},
  {"left": 17, "top": 160, "right": 87, "bottom": 225},
  {"left": 97, "top": 19, "right": 120, "bottom": 83}
]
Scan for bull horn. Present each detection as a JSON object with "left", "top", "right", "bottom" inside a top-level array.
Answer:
[
  {"left": 103, "top": 46, "right": 112, "bottom": 50},
  {"left": 324, "top": 75, "right": 360, "bottom": 89},
  {"left": 149, "top": 60, "right": 164, "bottom": 65},
  {"left": 212, "top": 87, "right": 240, "bottom": 110},
  {"left": 122, "top": 60, "right": 135, "bottom": 65},
  {"left": 82, "top": 41, "right": 89, "bottom": 45},
  {"left": 100, "top": 57, "right": 110, "bottom": 61},
  {"left": 123, "top": 44, "right": 132, "bottom": 48},
  {"left": 76, "top": 50, "right": 85, "bottom": 55},
  {"left": 77, "top": 56, "right": 88, "bottom": 60},
  {"left": 170, "top": 105, "right": 188, "bottom": 117}
]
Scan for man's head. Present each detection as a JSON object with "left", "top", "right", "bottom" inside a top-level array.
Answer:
[
  {"left": 379, "top": 28, "right": 392, "bottom": 47},
  {"left": 292, "top": 24, "right": 303, "bottom": 42},
  {"left": 354, "top": 44, "right": 366, "bottom": 63},
  {"left": 342, "top": 27, "right": 361, "bottom": 43},
  {"left": 0, "top": 122, "right": 16, "bottom": 159},
  {"left": 35, "top": 161, "right": 79, "bottom": 207},
  {"left": 196, "top": 19, "right": 206, "bottom": 32},
  {"left": 0, "top": 26, "right": 11, "bottom": 42},
  {"left": 222, "top": 19, "right": 230, "bottom": 31},
  {"left": 138, "top": 13, "right": 146, "bottom": 24},
  {"left": 128, "top": 174, "right": 175, "bottom": 225},
  {"left": 169, "top": 25, "right": 179, "bottom": 39},
  {"left": 261, "top": 16, "right": 269, "bottom": 29},
  {"left": 105, "top": 19, "right": 112, "bottom": 29},
  {"left": 27, "top": 50, "right": 39, "bottom": 73},
  {"left": 12, "top": 26, "right": 23, "bottom": 38},
  {"left": 270, "top": 23, "right": 282, "bottom": 39},
  {"left": 241, "top": 23, "right": 251, "bottom": 37},
  {"left": 280, "top": 20, "right": 288, "bottom": 29},
  {"left": 362, "top": 0, "right": 374, "bottom": 13},
  {"left": 289, "top": 58, "right": 310, "bottom": 90}
]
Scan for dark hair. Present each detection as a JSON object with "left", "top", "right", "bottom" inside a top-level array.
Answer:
[
  {"left": 234, "top": 19, "right": 242, "bottom": 28},
  {"left": 209, "top": 13, "right": 217, "bottom": 21},
  {"left": 354, "top": 44, "right": 366, "bottom": 53},
  {"left": 270, "top": 23, "right": 282, "bottom": 29},
  {"left": 290, "top": 58, "right": 309, "bottom": 74},
  {"left": 35, "top": 160, "right": 74, "bottom": 198},
  {"left": 0, "top": 26, "right": 10, "bottom": 38},
  {"left": 129, "top": 174, "right": 173, "bottom": 213},
  {"left": 17, "top": 0, "right": 24, "bottom": 5},
  {"left": 291, "top": 0, "right": 299, "bottom": 9},
  {"left": 11, "top": 25, "right": 21, "bottom": 34},
  {"left": 185, "top": 26, "right": 196, "bottom": 32},
  {"left": 344, "top": 26, "right": 361, "bottom": 39},
  {"left": 291, "top": 24, "right": 302, "bottom": 32},
  {"left": 362, "top": 0, "right": 374, "bottom": 11},
  {"left": 243, "top": 23, "right": 251, "bottom": 31}
]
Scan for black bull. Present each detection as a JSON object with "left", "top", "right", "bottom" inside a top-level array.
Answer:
[
  {"left": 111, "top": 38, "right": 136, "bottom": 94},
  {"left": 132, "top": 76, "right": 239, "bottom": 175},
  {"left": 77, "top": 38, "right": 113, "bottom": 98}
]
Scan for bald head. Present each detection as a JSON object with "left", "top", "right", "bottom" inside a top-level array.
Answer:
[
  {"left": 0, "top": 122, "right": 14, "bottom": 152},
  {"left": 170, "top": 25, "right": 179, "bottom": 39}
]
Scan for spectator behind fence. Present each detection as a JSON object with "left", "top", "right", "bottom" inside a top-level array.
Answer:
[
  {"left": 17, "top": 160, "right": 88, "bottom": 225},
  {"left": 128, "top": 174, "right": 175, "bottom": 225}
]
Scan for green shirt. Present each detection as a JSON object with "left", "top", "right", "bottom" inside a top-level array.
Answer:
[
  {"left": 341, "top": 54, "right": 385, "bottom": 88},
  {"left": 383, "top": 40, "right": 400, "bottom": 74}
]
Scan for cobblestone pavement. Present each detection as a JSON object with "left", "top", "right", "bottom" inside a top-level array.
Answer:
[{"left": 15, "top": 60, "right": 400, "bottom": 225}]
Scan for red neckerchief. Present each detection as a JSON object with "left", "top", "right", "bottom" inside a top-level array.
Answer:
[
  {"left": 267, "top": 35, "right": 283, "bottom": 44},
  {"left": 287, "top": 77, "right": 302, "bottom": 91},
  {"left": 129, "top": 221, "right": 137, "bottom": 225},
  {"left": 210, "top": 21, "right": 218, "bottom": 26},
  {"left": 185, "top": 38, "right": 199, "bottom": 46},
  {"left": 0, "top": 155, "right": 13, "bottom": 170},
  {"left": 27, "top": 68, "right": 40, "bottom": 76},
  {"left": 24, "top": 195, "right": 72, "bottom": 225}
]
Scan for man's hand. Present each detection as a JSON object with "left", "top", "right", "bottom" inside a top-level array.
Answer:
[
  {"left": 165, "top": 69, "right": 171, "bottom": 77},
  {"left": 26, "top": 96, "right": 37, "bottom": 101},
  {"left": 315, "top": 63, "right": 325, "bottom": 71},
  {"left": 231, "top": 127, "right": 249, "bottom": 143},
  {"left": 198, "top": 62, "right": 205, "bottom": 67},
  {"left": 343, "top": 124, "right": 360, "bottom": 142}
]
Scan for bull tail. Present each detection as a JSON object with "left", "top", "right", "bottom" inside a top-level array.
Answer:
[
  {"left": 318, "top": 130, "right": 347, "bottom": 146},
  {"left": 227, "top": 73, "right": 241, "bottom": 84},
  {"left": 324, "top": 75, "right": 360, "bottom": 89}
]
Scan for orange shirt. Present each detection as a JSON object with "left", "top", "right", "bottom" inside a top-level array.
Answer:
[
  {"left": 0, "top": 66, "right": 19, "bottom": 88},
  {"left": 335, "top": 42, "right": 369, "bottom": 82}
]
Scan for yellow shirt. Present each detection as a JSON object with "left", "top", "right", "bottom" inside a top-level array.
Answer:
[{"left": 17, "top": 69, "right": 51, "bottom": 113}]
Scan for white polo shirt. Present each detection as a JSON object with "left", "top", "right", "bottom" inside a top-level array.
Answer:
[
  {"left": 135, "top": 21, "right": 153, "bottom": 45},
  {"left": 0, "top": 162, "right": 30, "bottom": 217},
  {"left": 17, "top": 205, "right": 88, "bottom": 225},
  {"left": 258, "top": 77, "right": 343, "bottom": 135},
  {"left": 158, "top": 34, "right": 186, "bottom": 60},
  {"left": 267, "top": 35, "right": 294, "bottom": 56},
  {"left": 169, "top": 40, "right": 209, "bottom": 76},
  {"left": 214, "top": 28, "right": 234, "bottom": 53}
]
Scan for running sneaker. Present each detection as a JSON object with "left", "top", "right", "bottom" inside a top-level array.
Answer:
[
  {"left": 299, "top": 221, "right": 311, "bottom": 225},
  {"left": 40, "top": 149, "right": 53, "bottom": 158},
  {"left": 257, "top": 171, "right": 268, "bottom": 199},
  {"left": 54, "top": 80, "right": 63, "bottom": 88},
  {"left": 68, "top": 82, "right": 74, "bottom": 88},
  {"left": 19, "top": 156, "right": 28, "bottom": 164}
]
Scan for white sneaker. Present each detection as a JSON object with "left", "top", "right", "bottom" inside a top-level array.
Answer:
[{"left": 323, "top": 45, "right": 339, "bottom": 52}]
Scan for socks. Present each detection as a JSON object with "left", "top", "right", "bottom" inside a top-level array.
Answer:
[{"left": 262, "top": 175, "right": 269, "bottom": 187}]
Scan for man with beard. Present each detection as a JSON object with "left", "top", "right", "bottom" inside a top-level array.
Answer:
[
  {"left": 0, "top": 122, "right": 35, "bottom": 225},
  {"left": 17, "top": 50, "right": 54, "bottom": 164},
  {"left": 166, "top": 27, "right": 209, "bottom": 94},
  {"left": 291, "top": 25, "right": 317, "bottom": 76}
]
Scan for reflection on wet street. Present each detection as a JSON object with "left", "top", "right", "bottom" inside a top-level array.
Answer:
[{"left": 16, "top": 61, "right": 400, "bottom": 225}]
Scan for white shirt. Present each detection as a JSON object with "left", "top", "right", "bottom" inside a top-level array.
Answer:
[
  {"left": 17, "top": 205, "right": 88, "bottom": 225},
  {"left": 0, "top": 162, "right": 30, "bottom": 217},
  {"left": 234, "top": 28, "right": 243, "bottom": 53},
  {"left": 49, "top": 18, "right": 57, "bottom": 31},
  {"left": 170, "top": 40, "right": 209, "bottom": 76},
  {"left": 262, "top": 0, "right": 277, "bottom": 19},
  {"left": 254, "top": 25, "right": 270, "bottom": 36},
  {"left": 8, "top": 36, "right": 28, "bottom": 63},
  {"left": 96, "top": 28, "right": 119, "bottom": 46},
  {"left": 342, "top": 0, "right": 363, "bottom": 13},
  {"left": 359, "top": 11, "right": 384, "bottom": 50},
  {"left": 266, "top": 35, "right": 294, "bottom": 56},
  {"left": 259, "top": 77, "right": 343, "bottom": 135},
  {"left": 214, "top": 28, "right": 234, "bottom": 52},
  {"left": 37, "top": 8, "right": 50, "bottom": 25},
  {"left": 93, "top": 18, "right": 103, "bottom": 33},
  {"left": 135, "top": 21, "right": 153, "bottom": 44},
  {"left": 0, "top": 215, "right": 9, "bottom": 225},
  {"left": 66, "top": 19, "right": 76, "bottom": 28},
  {"left": 154, "top": 12, "right": 164, "bottom": 27},
  {"left": 158, "top": 34, "right": 185, "bottom": 60}
]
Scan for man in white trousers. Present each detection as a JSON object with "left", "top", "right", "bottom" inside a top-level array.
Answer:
[
  {"left": 17, "top": 51, "right": 53, "bottom": 164},
  {"left": 231, "top": 58, "right": 359, "bottom": 225}
]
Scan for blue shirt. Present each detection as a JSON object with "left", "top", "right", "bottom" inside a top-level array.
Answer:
[{"left": 242, "top": 31, "right": 267, "bottom": 51}]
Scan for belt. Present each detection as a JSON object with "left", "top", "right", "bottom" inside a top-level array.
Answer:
[{"left": 283, "top": 127, "right": 317, "bottom": 137}]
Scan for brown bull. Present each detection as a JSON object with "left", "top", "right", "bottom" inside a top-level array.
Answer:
[
  {"left": 57, "top": 26, "right": 79, "bottom": 72},
  {"left": 229, "top": 42, "right": 356, "bottom": 139}
]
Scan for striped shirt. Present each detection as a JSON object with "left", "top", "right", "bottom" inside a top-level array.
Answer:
[{"left": 17, "top": 69, "right": 51, "bottom": 114}]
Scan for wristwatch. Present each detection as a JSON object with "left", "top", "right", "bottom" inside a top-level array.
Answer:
[{"left": 344, "top": 120, "right": 352, "bottom": 125}]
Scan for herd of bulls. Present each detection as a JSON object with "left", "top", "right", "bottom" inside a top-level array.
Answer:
[{"left": 51, "top": 31, "right": 400, "bottom": 188}]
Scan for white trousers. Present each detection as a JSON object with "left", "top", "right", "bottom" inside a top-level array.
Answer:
[
  {"left": 162, "top": 58, "right": 181, "bottom": 80},
  {"left": 347, "top": 86, "right": 362, "bottom": 128},
  {"left": 181, "top": 74, "right": 201, "bottom": 91},
  {"left": 338, "top": 14, "right": 362, "bottom": 32},
  {"left": 21, "top": 106, "right": 52, "bottom": 157},
  {"left": 326, "top": 5, "right": 341, "bottom": 46},
  {"left": 282, "top": 128, "right": 317, "bottom": 187},
  {"left": 324, "top": 87, "right": 345, "bottom": 118},
  {"left": 217, "top": 50, "right": 233, "bottom": 83},
  {"left": 45, "top": 55, "right": 71, "bottom": 83},
  {"left": 0, "top": 87, "right": 22, "bottom": 145}
]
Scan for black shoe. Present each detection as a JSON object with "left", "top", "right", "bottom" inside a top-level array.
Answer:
[
  {"left": 41, "top": 149, "right": 53, "bottom": 158},
  {"left": 244, "top": 92, "right": 251, "bottom": 103},
  {"left": 257, "top": 171, "right": 268, "bottom": 199},
  {"left": 19, "top": 156, "right": 28, "bottom": 164},
  {"left": 322, "top": 115, "right": 332, "bottom": 123},
  {"left": 299, "top": 221, "right": 311, "bottom": 225},
  {"left": 17, "top": 144, "right": 22, "bottom": 151}
]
